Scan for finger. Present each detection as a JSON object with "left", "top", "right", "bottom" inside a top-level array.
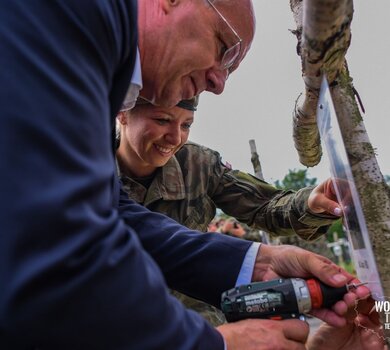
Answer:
[
  {"left": 305, "top": 255, "right": 353, "bottom": 288},
  {"left": 284, "top": 339, "right": 308, "bottom": 350},
  {"left": 354, "top": 285, "right": 371, "bottom": 299},
  {"left": 324, "top": 178, "right": 337, "bottom": 196},
  {"left": 317, "top": 196, "right": 343, "bottom": 216},
  {"left": 308, "top": 188, "right": 342, "bottom": 215},
  {"left": 332, "top": 299, "right": 348, "bottom": 316},
  {"left": 281, "top": 319, "right": 309, "bottom": 343},
  {"left": 332, "top": 290, "right": 373, "bottom": 323},
  {"left": 311, "top": 308, "right": 347, "bottom": 327},
  {"left": 344, "top": 291, "right": 359, "bottom": 309},
  {"left": 332, "top": 291, "right": 362, "bottom": 317},
  {"left": 333, "top": 281, "right": 371, "bottom": 315},
  {"left": 347, "top": 277, "right": 371, "bottom": 298}
]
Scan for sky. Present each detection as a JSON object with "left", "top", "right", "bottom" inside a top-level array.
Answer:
[{"left": 191, "top": 1, "right": 390, "bottom": 185}]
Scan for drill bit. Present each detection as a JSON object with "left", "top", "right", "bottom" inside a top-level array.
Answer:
[{"left": 346, "top": 281, "right": 368, "bottom": 291}]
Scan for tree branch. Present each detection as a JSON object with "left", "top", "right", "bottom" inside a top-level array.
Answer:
[{"left": 290, "top": 0, "right": 353, "bottom": 166}]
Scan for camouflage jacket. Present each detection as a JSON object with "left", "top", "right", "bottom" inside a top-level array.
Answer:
[
  {"left": 119, "top": 142, "right": 336, "bottom": 239},
  {"left": 118, "top": 142, "right": 337, "bottom": 326}
]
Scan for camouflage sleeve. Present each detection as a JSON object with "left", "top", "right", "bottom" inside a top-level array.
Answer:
[{"left": 209, "top": 161, "right": 337, "bottom": 241}]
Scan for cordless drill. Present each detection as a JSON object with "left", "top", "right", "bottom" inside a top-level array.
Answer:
[{"left": 221, "top": 278, "right": 365, "bottom": 322}]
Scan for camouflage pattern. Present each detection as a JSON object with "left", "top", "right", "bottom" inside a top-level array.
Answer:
[
  {"left": 223, "top": 228, "right": 263, "bottom": 242},
  {"left": 170, "top": 290, "right": 226, "bottom": 326},
  {"left": 118, "top": 141, "right": 338, "bottom": 326},
  {"left": 244, "top": 229, "right": 263, "bottom": 241}
]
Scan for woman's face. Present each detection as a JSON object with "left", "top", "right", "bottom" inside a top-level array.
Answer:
[{"left": 119, "top": 105, "right": 194, "bottom": 176}]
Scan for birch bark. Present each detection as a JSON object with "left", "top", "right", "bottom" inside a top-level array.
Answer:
[{"left": 290, "top": 0, "right": 352, "bottom": 166}]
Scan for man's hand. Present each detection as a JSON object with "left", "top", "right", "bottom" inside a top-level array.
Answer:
[
  {"left": 217, "top": 318, "right": 309, "bottom": 350},
  {"left": 307, "top": 298, "right": 387, "bottom": 350},
  {"left": 252, "top": 244, "right": 370, "bottom": 327}
]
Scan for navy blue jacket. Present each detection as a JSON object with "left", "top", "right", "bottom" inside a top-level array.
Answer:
[{"left": 0, "top": 1, "right": 252, "bottom": 349}]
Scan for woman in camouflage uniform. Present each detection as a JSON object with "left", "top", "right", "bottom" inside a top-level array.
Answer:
[{"left": 116, "top": 97, "right": 342, "bottom": 326}]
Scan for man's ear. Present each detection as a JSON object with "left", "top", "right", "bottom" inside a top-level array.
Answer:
[
  {"left": 117, "top": 111, "right": 128, "bottom": 125},
  {"left": 161, "top": 0, "right": 182, "bottom": 13}
]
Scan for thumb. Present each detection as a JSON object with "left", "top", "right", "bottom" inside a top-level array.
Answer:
[
  {"left": 305, "top": 254, "right": 351, "bottom": 287},
  {"left": 310, "top": 195, "right": 343, "bottom": 216},
  {"left": 281, "top": 319, "right": 310, "bottom": 343}
]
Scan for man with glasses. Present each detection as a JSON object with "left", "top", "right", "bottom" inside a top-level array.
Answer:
[
  {"left": 123, "top": 0, "right": 254, "bottom": 110},
  {"left": 0, "top": 1, "right": 369, "bottom": 349}
]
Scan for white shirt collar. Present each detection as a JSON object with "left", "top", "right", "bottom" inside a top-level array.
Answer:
[
  {"left": 120, "top": 48, "right": 143, "bottom": 112},
  {"left": 131, "top": 48, "right": 142, "bottom": 89}
]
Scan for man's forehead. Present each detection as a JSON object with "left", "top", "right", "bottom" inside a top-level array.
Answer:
[
  {"left": 212, "top": 0, "right": 255, "bottom": 28},
  {"left": 212, "top": 0, "right": 255, "bottom": 44}
]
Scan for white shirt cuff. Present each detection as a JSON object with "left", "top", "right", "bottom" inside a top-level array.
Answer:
[{"left": 235, "top": 242, "right": 261, "bottom": 287}]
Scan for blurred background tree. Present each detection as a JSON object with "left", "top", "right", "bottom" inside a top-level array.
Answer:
[{"left": 274, "top": 169, "right": 317, "bottom": 190}]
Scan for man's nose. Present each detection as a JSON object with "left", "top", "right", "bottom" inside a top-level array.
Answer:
[{"left": 205, "top": 68, "right": 228, "bottom": 95}]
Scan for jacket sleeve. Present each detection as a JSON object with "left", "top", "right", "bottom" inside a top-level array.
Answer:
[
  {"left": 208, "top": 153, "right": 337, "bottom": 241},
  {"left": 119, "top": 186, "right": 253, "bottom": 307}
]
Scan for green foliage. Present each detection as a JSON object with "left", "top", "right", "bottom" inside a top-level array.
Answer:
[
  {"left": 274, "top": 168, "right": 317, "bottom": 191},
  {"left": 326, "top": 219, "right": 344, "bottom": 242}
]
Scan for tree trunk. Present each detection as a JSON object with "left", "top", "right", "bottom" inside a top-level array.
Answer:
[
  {"left": 330, "top": 68, "right": 390, "bottom": 297},
  {"left": 249, "top": 139, "right": 264, "bottom": 180},
  {"left": 290, "top": 0, "right": 390, "bottom": 342},
  {"left": 248, "top": 139, "right": 272, "bottom": 244}
]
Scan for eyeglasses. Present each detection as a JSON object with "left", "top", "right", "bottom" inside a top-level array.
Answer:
[{"left": 205, "top": 0, "right": 242, "bottom": 72}]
